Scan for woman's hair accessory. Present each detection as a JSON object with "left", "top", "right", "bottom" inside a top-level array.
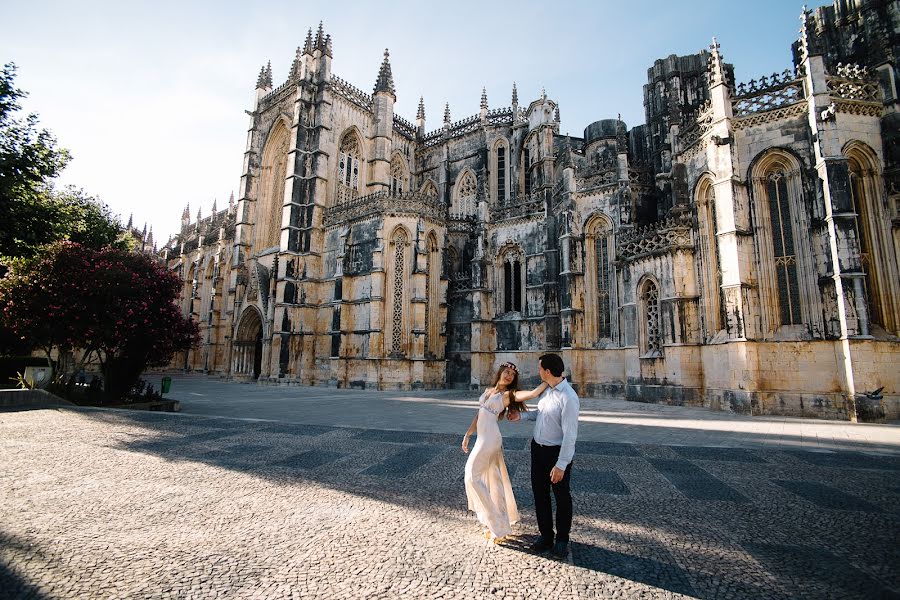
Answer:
[{"left": 499, "top": 362, "right": 518, "bottom": 373}]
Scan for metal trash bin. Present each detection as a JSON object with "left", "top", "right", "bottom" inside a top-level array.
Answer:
[{"left": 161, "top": 376, "right": 172, "bottom": 394}]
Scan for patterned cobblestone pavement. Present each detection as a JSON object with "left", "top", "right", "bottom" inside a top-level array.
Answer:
[{"left": 2, "top": 408, "right": 899, "bottom": 599}]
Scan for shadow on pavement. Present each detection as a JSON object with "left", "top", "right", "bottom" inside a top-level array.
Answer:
[{"left": 57, "top": 408, "right": 900, "bottom": 600}]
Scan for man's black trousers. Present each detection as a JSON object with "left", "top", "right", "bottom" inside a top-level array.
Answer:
[{"left": 530, "top": 439, "right": 573, "bottom": 543}]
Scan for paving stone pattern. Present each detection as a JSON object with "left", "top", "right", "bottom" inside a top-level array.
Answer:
[{"left": 1, "top": 409, "right": 899, "bottom": 599}]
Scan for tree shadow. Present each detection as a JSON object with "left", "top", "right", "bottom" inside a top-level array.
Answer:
[
  {"left": 11, "top": 407, "right": 900, "bottom": 599},
  {"left": 0, "top": 531, "right": 54, "bottom": 600}
]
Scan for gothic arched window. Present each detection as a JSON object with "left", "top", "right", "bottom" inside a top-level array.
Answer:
[
  {"left": 750, "top": 149, "right": 816, "bottom": 336},
  {"left": 640, "top": 278, "right": 662, "bottom": 356},
  {"left": 499, "top": 247, "right": 524, "bottom": 314},
  {"left": 390, "top": 155, "right": 407, "bottom": 196},
  {"left": 388, "top": 228, "right": 409, "bottom": 356},
  {"left": 492, "top": 140, "right": 509, "bottom": 203},
  {"left": 584, "top": 215, "right": 613, "bottom": 341},
  {"left": 256, "top": 120, "right": 290, "bottom": 253},
  {"left": 337, "top": 132, "right": 361, "bottom": 204},
  {"left": 426, "top": 232, "right": 441, "bottom": 358},
  {"left": 695, "top": 177, "right": 722, "bottom": 338},
  {"left": 845, "top": 141, "right": 897, "bottom": 333},
  {"left": 523, "top": 148, "right": 532, "bottom": 196},
  {"left": 452, "top": 171, "right": 477, "bottom": 219}
]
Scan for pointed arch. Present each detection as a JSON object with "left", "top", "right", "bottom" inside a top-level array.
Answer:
[
  {"left": 452, "top": 170, "right": 477, "bottom": 219},
  {"left": 497, "top": 242, "right": 524, "bottom": 315},
  {"left": 420, "top": 179, "right": 438, "bottom": 199},
  {"left": 336, "top": 128, "right": 364, "bottom": 205},
  {"left": 254, "top": 118, "right": 291, "bottom": 253},
  {"left": 843, "top": 140, "right": 898, "bottom": 333},
  {"left": 390, "top": 153, "right": 408, "bottom": 196},
  {"left": 233, "top": 306, "right": 264, "bottom": 379},
  {"left": 520, "top": 131, "right": 539, "bottom": 197},
  {"left": 491, "top": 137, "right": 510, "bottom": 204},
  {"left": 749, "top": 147, "right": 817, "bottom": 335},
  {"left": 694, "top": 174, "right": 722, "bottom": 339},
  {"left": 386, "top": 225, "right": 412, "bottom": 356},
  {"left": 425, "top": 230, "right": 442, "bottom": 358},
  {"left": 583, "top": 213, "right": 614, "bottom": 343},
  {"left": 638, "top": 275, "right": 662, "bottom": 356}
]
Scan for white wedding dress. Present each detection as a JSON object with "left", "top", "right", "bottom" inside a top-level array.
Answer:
[{"left": 464, "top": 390, "right": 519, "bottom": 539}]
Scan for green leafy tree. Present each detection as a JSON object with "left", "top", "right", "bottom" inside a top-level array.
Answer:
[
  {"left": 0, "top": 242, "right": 199, "bottom": 401},
  {"left": 0, "top": 63, "right": 71, "bottom": 258},
  {"left": 0, "top": 63, "right": 127, "bottom": 263}
]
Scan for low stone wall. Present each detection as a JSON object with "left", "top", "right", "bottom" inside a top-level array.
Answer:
[{"left": 0, "top": 389, "right": 73, "bottom": 408}]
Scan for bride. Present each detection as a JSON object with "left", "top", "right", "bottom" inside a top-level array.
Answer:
[{"left": 462, "top": 362, "right": 548, "bottom": 543}]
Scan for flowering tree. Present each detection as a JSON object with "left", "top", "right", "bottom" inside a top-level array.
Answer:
[{"left": 0, "top": 242, "right": 198, "bottom": 401}]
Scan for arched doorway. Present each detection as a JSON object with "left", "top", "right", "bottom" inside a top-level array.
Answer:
[{"left": 234, "top": 307, "right": 264, "bottom": 379}]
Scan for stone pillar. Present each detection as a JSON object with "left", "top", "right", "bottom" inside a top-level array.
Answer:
[
  {"left": 800, "top": 11, "right": 860, "bottom": 419},
  {"left": 706, "top": 39, "right": 753, "bottom": 340}
]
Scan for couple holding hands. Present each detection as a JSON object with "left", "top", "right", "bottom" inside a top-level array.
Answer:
[{"left": 462, "top": 353, "right": 580, "bottom": 559}]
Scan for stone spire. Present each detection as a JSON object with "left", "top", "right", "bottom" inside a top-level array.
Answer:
[
  {"left": 196, "top": 206, "right": 202, "bottom": 222},
  {"left": 314, "top": 21, "right": 324, "bottom": 49},
  {"left": 147, "top": 226, "right": 154, "bottom": 247},
  {"left": 416, "top": 96, "right": 426, "bottom": 136},
  {"left": 541, "top": 86, "right": 546, "bottom": 101},
  {"left": 480, "top": 88, "right": 488, "bottom": 110},
  {"left": 256, "top": 61, "right": 273, "bottom": 89},
  {"left": 373, "top": 49, "right": 396, "bottom": 98},
  {"left": 228, "top": 192, "right": 235, "bottom": 211},
  {"left": 290, "top": 46, "right": 303, "bottom": 78},
  {"left": 182, "top": 203, "right": 191, "bottom": 226},
  {"left": 554, "top": 105, "right": 560, "bottom": 122},
  {"left": 443, "top": 102, "right": 451, "bottom": 127},
  {"left": 797, "top": 5, "right": 821, "bottom": 62},
  {"left": 707, "top": 37, "right": 728, "bottom": 87},
  {"left": 303, "top": 28, "right": 313, "bottom": 55},
  {"left": 324, "top": 34, "right": 332, "bottom": 57},
  {"left": 511, "top": 82, "right": 518, "bottom": 106},
  {"left": 126, "top": 213, "right": 133, "bottom": 229},
  {"left": 211, "top": 198, "right": 217, "bottom": 214}
]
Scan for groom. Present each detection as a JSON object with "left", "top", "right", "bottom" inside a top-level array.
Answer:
[{"left": 509, "top": 353, "right": 580, "bottom": 558}]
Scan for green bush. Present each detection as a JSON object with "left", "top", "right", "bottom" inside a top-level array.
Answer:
[{"left": 0, "top": 356, "right": 49, "bottom": 389}]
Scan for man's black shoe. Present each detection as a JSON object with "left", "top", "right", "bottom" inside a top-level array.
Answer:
[
  {"left": 551, "top": 540, "right": 569, "bottom": 559},
  {"left": 529, "top": 537, "right": 553, "bottom": 553}
]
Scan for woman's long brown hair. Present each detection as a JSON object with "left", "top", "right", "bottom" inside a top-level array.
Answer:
[{"left": 492, "top": 364, "right": 527, "bottom": 419}]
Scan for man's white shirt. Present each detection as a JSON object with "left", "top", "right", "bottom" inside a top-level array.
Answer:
[{"left": 519, "top": 378, "right": 580, "bottom": 470}]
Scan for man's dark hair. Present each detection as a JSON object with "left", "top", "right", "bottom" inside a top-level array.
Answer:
[{"left": 539, "top": 353, "right": 564, "bottom": 377}]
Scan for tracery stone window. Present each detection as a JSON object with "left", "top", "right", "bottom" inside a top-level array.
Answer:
[
  {"left": 640, "top": 279, "right": 662, "bottom": 356},
  {"left": 452, "top": 171, "right": 477, "bottom": 219},
  {"left": 584, "top": 215, "right": 613, "bottom": 342},
  {"left": 255, "top": 120, "right": 290, "bottom": 253},
  {"left": 766, "top": 171, "right": 801, "bottom": 326},
  {"left": 388, "top": 228, "right": 409, "bottom": 356},
  {"left": 425, "top": 233, "right": 441, "bottom": 358},
  {"left": 523, "top": 149, "right": 532, "bottom": 196},
  {"left": 337, "top": 132, "right": 361, "bottom": 204},
  {"left": 499, "top": 247, "right": 524, "bottom": 314},
  {"left": 492, "top": 140, "right": 509, "bottom": 204},
  {"left": 695, "top": 177, "right": 722, "bottom": 338},
  {"left": 390, "top": 155, "right": 407, "bottom": 196},
  {"left": 421, "top": 180, "right": 438, "bottom": 199},
  {"left": 750, "top": 150, "right": 815, "bottom": 336},
  {"left": 845, "top": 141, "right": 896, "bottom": 333}
]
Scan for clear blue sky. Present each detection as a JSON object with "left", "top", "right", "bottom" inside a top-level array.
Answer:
[{"left": 2, "top": 0, "right": 832, "bottom": 243}]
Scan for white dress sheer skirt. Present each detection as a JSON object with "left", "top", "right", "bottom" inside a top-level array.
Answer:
[{"left": 464, "top": 390, "right": 519, "bottom": 539}]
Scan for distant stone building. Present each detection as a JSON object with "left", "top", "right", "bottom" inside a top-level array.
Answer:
[{"left": 162, "top": 1, "right": 899, "bottom": 420}]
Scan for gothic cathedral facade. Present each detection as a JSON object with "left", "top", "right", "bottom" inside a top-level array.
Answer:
[{"left": 164, "top": 2, "right": 900, "bottom": 420}]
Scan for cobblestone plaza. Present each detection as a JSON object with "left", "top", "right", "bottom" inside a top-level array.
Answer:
[{"left": 2, "top": 376, "right": 899, "bottom": 599}]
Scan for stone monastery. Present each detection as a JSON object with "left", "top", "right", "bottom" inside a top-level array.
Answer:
[{"left": 163, "top": 1, "right": 899, "bottom": 420}]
